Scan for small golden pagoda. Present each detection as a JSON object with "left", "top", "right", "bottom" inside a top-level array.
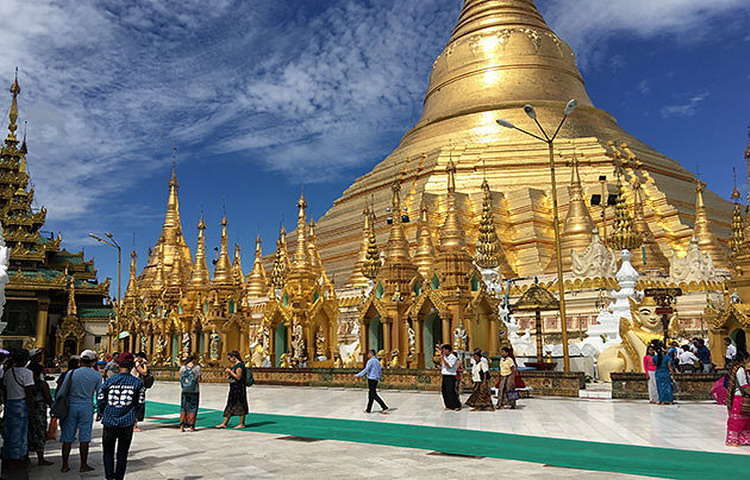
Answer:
[{"left": 0, "top": 73, "right": 112, "bottom": 355}]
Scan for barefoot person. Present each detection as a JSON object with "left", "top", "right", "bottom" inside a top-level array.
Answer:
[
  {"left": 60, "top": 349, "right": 102, "bottom": 473},
  {"left": 97, "top": 353, "right": 145, "bottom": 480},
  {"left": 27, "top": 348, "right": 54, "bottom": 467},
  {"left": 440, "top": 344, "right": 461, "bottom": 411},
  {"left": 179, "top": 356, "right": 201, "bottom": 432},
  {"left": 1, "top": 349, "right": 35, "bottom": 477},
  {"left": 496, "top": 347, "right": 518, "bottom": 409},
  {"left": 354, "top": 350, "right": 389, "bottom": 414},
  {"left": 465, "top": 349, "right": 494, "bottom": 411},
  {"left": 215, "top": 351, "right": 248, "bottom": 429}
]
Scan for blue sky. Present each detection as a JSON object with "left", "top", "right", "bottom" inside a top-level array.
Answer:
[{"left": 0, "top": 0, "right": 748, "bottom": 297}]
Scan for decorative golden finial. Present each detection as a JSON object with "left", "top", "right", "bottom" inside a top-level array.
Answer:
[
  {"left": 246, "top": 235, "right": 269, "bottom": 298},
  {"left": 693, "top": 179, "right": 729, "bottom": 269},
  {"left": 124, "top": 251, "right": 138, "bottom": 298},
  {"left": 383, "top": 180, "right": 413, "bottom": 265},
  {"left": 19, "top": 121, "right": 27, "bottom": 154},
  {"left": 308, "top": 219, "right": 323, "bottom": 276},
  {"left": 363, "top": 204, "right": 382, "bottom": 280},
  {"left": 606, "top": 175, "right": 640, "bottom": 251},
  {"left": 189, "top": 217, "right": 209, "bottom": 289},
  {"left": 413, "top": 203, "right": 436, "bottom": 279},
  {"left": 439, "top": 161, "right": 465, "bottom": 249},
  {"left": 67, "top": 274, "right": 77, "bottom": 317},
  {"left": 475, "top": 179, "right": 502, "bottom": 269},
  {"left": 213, "top": 215, "right": 232, "bottom": 284},
  {"left": 270, "top": 226, "right": 290, "bottom": 289},
  {"left": 293, "top": 193, "right": 311, "bottom": 269},
  {"left": 232, "top": 243, "right": 244, "bottom": 285},
  {"left": 5, "top": 67, "right": 20, "bottom": 147},
  {"left": 349, "top": 202, "right": 377, "bottom": 286}
]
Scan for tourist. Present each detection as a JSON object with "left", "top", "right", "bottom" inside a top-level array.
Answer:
[
  {"left": 496, "top": 347, "right": 518, "bottom": 410},
  {"left": 1, "top": 349, "right": 35, "bottom": 477},
  {"left": 643, "top": 345, "right": 658, "bottom": 404},
  {"left": 27, "top": 349, "right": 53, "bottom": 466},
  {"left": 179, "top": 356, "right": 201, "bottom": 431},
  {"left": 104, "top": 352, "right": 120, "bottom": 379},
  {"left": 215, "top": 351, "right": 248, "bottom": 429},
  {"left": 131, "top": 352, "right": 153, "bottom": 432},
  {"left": 60, "top": 350, "right": 102, "bottom": 474},
  {"left": 57, "top": 357, "right": 80, "bottom": 391},
  {"left": 666, "top": 341, "right": 680, "bottom": 371},
  {"left": 440, "top": 344, "right": 461, "bottom": 411},
  {"left": 465, "top": 349, "right": 493, "bottom": 411},
  {"left": 354, "top": 349, "right": 389, "bottom": 414},
  {"left": 97, "top": 352, "right": 145, "bottom": 480},
  {"left": 677, "top": 345, "right": 700, "bottom": 373},
  {"left": 725, "top": 352, "right": 750, "bottom": 446},
  {"left": 693, "top": 339, "right": 712, "bottom": 373},
  {"left": 652, "top": 342, "right": 674, "bottom": 405},
  {"left": 725, "top": 338, "right": 738, "bottom": 368}
]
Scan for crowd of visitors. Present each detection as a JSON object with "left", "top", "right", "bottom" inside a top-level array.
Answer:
[{"left": 0, "top": 348, "right": 148, "bottom": 479}]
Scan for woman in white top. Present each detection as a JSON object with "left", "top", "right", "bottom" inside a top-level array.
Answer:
[
  {"left": 726, "top": 352, "right": 750, "bottom": 446},
  {"left": 464, "top": 349, "right": 494, "bottom": 411}
]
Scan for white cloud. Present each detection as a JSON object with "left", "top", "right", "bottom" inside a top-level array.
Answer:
[
  {"left": 0, "top": 0, "right": 457, "bottom": 227},
  {"left": 660, "top": 92, "right": 710, "bottom": 117},
  {"left": 543, "top": 0, "right": 749, "bottom": 67}
]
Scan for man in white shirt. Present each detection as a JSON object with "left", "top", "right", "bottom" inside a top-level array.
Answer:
[
  {"left": 725, "top": 337, "right": 738, "bottom": 368},
  {"left": 677, "top": 345, "right": 700, "bottom": 373},
  {"left": 1, "top": 349, "right": 36, "bottom": 476},
  {"left": 440, "top": 344, "right": 461, "bottom": 411}
]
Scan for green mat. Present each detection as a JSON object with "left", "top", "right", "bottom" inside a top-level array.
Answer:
[{"left": 145, "top": 401, "right": 743, "bottom": 479}]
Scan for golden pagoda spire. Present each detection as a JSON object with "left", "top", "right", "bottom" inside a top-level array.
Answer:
[
  {"left": 213, "top": 215, "right": 232, "bottom": 284},
  {"left": 413, "top": 203, "right": 436, "bottom": 279},
  {"left": 125, "top": 251, "right": 138, "bottom": 298},
  {"left": 383, "top": 180, "right": 413, "bottom": 265},
  {"left": 246, "top": 235, "right": 269, "bottom": 298},
  {"left": 730, "top": 175, "right": 744, "bottom": 256},
  {"left": 232, "top": 243, "right": 244, "bottom": 285},
  {"left": 439, "top": 160, "right": 466, "bottom": 250},
  {"left": 293, "top": 193, "right": 311, "bottom": 269},
  {"left": 607, "top": 175, "right": 641, "bottom": 251},
  {"left": 693, "top": 180, "right": 729, "bottom": 269},
  {"left": 308, "top": 220, "right": 323, "bottom": 276},
  {"left": 153, "top": 247, "right": 165, "bottom": 290},
  {"left": 189, "top": 217, "right": 210, "bottom": 289},
  {"left": 475, "top": 179, "right": 513, "bottom": 276},
  {"left": 631, "top": 178, "right": 669, "bottom": 272},
  {"left": 5, "top": 68, "right": 20, "bottom": 147},
  {"left": 270, "top": 226, "right": 290, "bottom": 290},
  {"left": 363, "top": 206, "right": 381, "bottom": 280},
  {"left": 66, "top": 274, "right": 77, "bottom": 317},
  {"left": 348, "top": 203, "right": 376, "bottom": 287}
]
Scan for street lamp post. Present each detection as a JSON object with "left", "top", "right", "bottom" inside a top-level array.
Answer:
[
  {"left": 496, "top": 99, "right": 577, "bottom": 372},
  {"left": 89, "top": 232, "right": 122, "bottom": 301}
]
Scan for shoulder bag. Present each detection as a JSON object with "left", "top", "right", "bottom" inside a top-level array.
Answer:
[{"left": 51, "top": 369, "right": 74, "bottom": 419}]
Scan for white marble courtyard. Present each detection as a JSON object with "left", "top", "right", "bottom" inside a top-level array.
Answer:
[{"left": 28, "top": 383, "right": 748, "bottom": 480}]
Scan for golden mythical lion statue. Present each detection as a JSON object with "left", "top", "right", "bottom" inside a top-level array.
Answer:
[{"left": 598, "top": 296, "right": 679, "bottom": 382}]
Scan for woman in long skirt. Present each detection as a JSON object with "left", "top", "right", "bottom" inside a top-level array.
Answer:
[
  {"left": 653, "top": 344, "right": 674, "bottom": 405},
  {"left": 643, "top": 345, "right": 658, "bottom": 404},
  {"left": 216, "top": 351, "right": 248, "bottom": 429},
  {"left": 465, "top": 350, "right": 494, "bottom": 411},
  {"left": 725, "top": 353, "right": 750, "bottom": 446},
  {"left": 496, "top": 347, "right": 517, "bottom": 409},
  {"left": 179, "top": 356, "right": 201, "bottom": 432},
  {"left": 27, "top": 352, "right": 53, "bottom": 466}
]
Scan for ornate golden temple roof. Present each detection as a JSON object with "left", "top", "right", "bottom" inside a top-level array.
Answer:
[
  {"left": 553, "top": 153, "right": 594, "bottom": 272},
  {"left": 270, "top": 226, "right": 290, "bottom": 290},
  {"left": 413, "top": 203, "right": 437, "bottom": 279},
  {"left": 348, "top": 204, "right": 377, "bottom": 287},
  {"left": 246, "top": 235, "right": 269, "bottom": 299},
  {"left": 188, "top": 216, "right": 209, "bottom": 290},
  {"left": 694, "top": 180, "right": 729, "bottom": 270}
]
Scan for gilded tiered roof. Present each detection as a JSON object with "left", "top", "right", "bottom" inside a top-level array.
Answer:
[
  {"left": 348, "top": 204, "right": 378, "bottom": 287},
  {"left": 413, "top": 204, "right": 436, "bottom": 279},
  {"left": 693, "top": 180, "right": 729, "bottom": 270},
  {"left": 212, "top": 216, "right": 233, "bottom": 286},
  {"left": 245, "top": 236, "right": 269, "bottom": 299},
  {"left": 270, "top": 226, "right": 290, "bottom": 290},
  {"left": 188, "top": 217, "right": 209, "bottom": 290},
  {"left": 553, "top": 154, "right": 594, "bottom": 272}
]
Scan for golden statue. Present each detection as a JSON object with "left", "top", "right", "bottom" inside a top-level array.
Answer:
[
  {"left": 598, "top": 297, "right": 679, "bottom": 382},
  {"left": 388, "top": 349, "right": 400, "bottom": 369},
  {"left": 343, "top": 342, "right": 361, "bottom": 368},
  {"left": 251, "top": 343, "right": 265, "bottom": 368},
  {"left": 279, "top": 352, "right": 292, "bottom": 369}
]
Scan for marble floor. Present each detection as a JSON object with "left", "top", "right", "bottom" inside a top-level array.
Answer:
[{"left": 27, "top": 383, "right": 749, "bottom": 480}]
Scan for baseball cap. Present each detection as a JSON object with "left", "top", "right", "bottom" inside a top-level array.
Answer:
[
  {"left": 80, "top": 349, "right": 97, "bottom": 361},
  {"left": 116, "top": 352, "right": 135, "bottom": 364}
]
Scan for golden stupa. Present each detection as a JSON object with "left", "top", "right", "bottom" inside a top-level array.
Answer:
[{"left": 308, "top": 0, "right": 730, "bottom": 285}]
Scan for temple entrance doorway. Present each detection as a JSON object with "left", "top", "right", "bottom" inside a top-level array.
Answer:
[
  {"left": 274, "top": 323, "right": 288, "bottom": 367},
  {"left": 367, "top": 316, "right": 384, "bottom": 353},
  {"left": 423, "top": 313, "right": 442, "bottom": 368}
]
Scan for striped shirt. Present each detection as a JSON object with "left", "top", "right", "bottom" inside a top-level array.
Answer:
[{"left": 97, "top": 373, "right": 145, "bottom": 428}]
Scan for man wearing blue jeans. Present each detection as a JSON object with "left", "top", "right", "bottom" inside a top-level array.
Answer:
[
  {"left": 355, "top": 350, "right": 389, "bottom": 414},
  {"left": 60, "top": 349, "right": 102, "bottom": 474}
]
